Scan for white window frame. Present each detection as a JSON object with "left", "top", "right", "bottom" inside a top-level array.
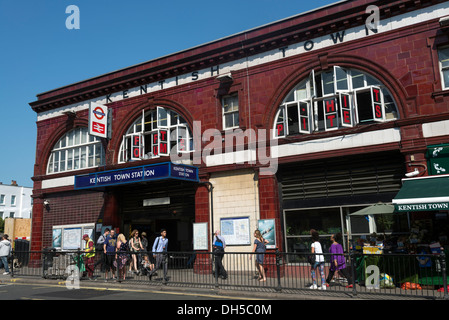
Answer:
[
  {"left": 438, "top": 46, "right": 449, "bottom": 90},
  {"left": 119, "top": 107, "right": 193, "bottom": 163},
  {"left": 273, "top": 66, "right": 397, "bottom": 138},
  {"left": 222, "top": 93, "right": 239, "bottom": 130},
  {"left": 47, "top": 127, "right": 105, "bottom": 174}
]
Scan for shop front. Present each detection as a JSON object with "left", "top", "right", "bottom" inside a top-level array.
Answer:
[
  {"left": 393, "top": 174, "right": 449, "bottom": 249},
  {"left": 279, "top": 151, "right": 406, "bottom": 258}
]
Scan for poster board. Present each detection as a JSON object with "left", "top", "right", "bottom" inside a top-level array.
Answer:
[
  {"left": 52, "top": 228, "right": 62, "bottom": 249},
  {"left": 193, "top": 222, "right": 208, "bottom": 250},
  {"left": 258, "top": 219, "right": 276, "bottom": 249},
  {"left": 63, "top": 227, "right": 82, "bottom": 250},
  {"left": 220, "top": 216, "right": 251, "bottom": 246},
  {"left": 52, "top": 223, "right": 95, "bottom": 250}
]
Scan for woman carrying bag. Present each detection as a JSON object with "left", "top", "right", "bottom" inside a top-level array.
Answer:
[
  {"left": 309, "top": 229, "right": 326, "bottom": 290},
  {"left": 325, "top": 233, "right": 353, "bottom": 288},
  {"left": 251, "top": 230, "right": 269, "bottom": 282},
  {"left": 129, "top": 230, "right": 143, "bottom": 275}
]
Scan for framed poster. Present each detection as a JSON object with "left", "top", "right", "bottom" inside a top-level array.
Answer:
[
  {"left": 63, "top": 227, "right": 82, "bottom": 250},
  {"left": 52, "top": 228, "right": 62, "bottom": 249},
  {"left": 193, "top": 222, "right": 208, "bottom": 250},
  {"left": 258, "top": 219, "right": 276, "bottom": 249},
  {"left": 220, "top": 216, "right": 251, "bottom": 246}
]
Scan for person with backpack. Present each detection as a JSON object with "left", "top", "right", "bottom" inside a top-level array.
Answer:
[
  {"left": 148, "top": 229, "right": 168, "bottom": 281},
  {"left": 94, "top": 228, "right": 109, "bottom": 272},
  {"left": 213, "top": 230, "right": 227, "bottom": 280}
]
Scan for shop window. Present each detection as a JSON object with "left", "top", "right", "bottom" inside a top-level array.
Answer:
[
  {"left": 222, "top": 93, "right": 239, "bottom": 130},
  {"left": 119, "top": 107, "right": 194, "bottom": 163},
  {"left": 273, "top": 66, "right": 399, "bottom": 138},
  {"left": 47, "top": 127, "right": 105, "bottom": 174},
  {"left": 438, "top": 47, "right": 449, "bottom": 89}
]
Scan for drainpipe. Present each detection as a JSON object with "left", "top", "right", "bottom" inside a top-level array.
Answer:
[{"left": 200, "top": 181, "right": 214, "bottom": 250}]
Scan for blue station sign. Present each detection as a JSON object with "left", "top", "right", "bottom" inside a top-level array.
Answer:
[{"left": 75, "top": 162, "right": 198, "bottom": 189}]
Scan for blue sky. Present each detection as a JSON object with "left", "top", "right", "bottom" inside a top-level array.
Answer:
[{"left": 0, "top": 0, "right": 337, "bottom": 188}]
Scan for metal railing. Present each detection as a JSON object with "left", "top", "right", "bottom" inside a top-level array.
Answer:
[{"left": 6, "top": 249, "right": 448, "bottom": 300}]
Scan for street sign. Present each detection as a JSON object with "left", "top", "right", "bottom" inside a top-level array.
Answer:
[{"left": 89, "top": 102, "right": 109, "bottom": 139}]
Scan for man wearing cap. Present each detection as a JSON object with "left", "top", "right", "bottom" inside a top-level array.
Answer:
[{"left": 83, "top": 234, "right": 95, "bottom": 280}]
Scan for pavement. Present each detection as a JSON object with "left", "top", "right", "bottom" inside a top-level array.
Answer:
[{"left": 0, "top": 272, "right": 442, "bottom": 301}]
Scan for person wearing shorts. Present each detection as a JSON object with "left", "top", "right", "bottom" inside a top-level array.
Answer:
[{"left": 103, "top": 229, "right": 117, "bottom": 281}]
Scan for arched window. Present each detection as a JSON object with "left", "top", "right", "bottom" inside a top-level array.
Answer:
[
  {"left": 273, "top": 67, "right": 399, "bottom": 138},
  {"left": 118, "top": 107, "right": 194, "bottom": 163},
  {"left": 47, "top": 127, "right": 105, "bottom": 174}
]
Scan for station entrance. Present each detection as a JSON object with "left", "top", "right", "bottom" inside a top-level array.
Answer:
[{"left": 113, "top": 179, "right": 197, "bottom": 252}]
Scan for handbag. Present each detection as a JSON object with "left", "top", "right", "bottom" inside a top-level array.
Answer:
[{"left": 307, "top": 253, "right": 316, "bottom": 265}]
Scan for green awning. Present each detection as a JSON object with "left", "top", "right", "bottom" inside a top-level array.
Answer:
[{"left": 393, "top": 175, "right": 449, "bottom": 212}]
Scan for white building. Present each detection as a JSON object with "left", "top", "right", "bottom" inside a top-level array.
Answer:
[{"left": 0, "top": 181, "right": 32, "bottom": 219}]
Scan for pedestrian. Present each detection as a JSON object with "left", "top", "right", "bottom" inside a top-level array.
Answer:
[
  {"left": 250, "top": 230, "right": 269, "bottom": 282},
  {"left": 309, "top": 229, "right": 326, "bottom": 290},
  {"left": 129, "top": 229, "right": 143, "bottom": 275},
  {"left": 325, "top": 233, "right": 353, "bottom": 288},
  {"left": 94, "top": 228, "right": 110, "bottom": 272},
  {"left": 103, "top": 228, "right": 117, "bottom": 282},
  {"left": 82, "top": 234, "right": 95, "bottom": 280},
  {"left": 0, "top": 234, "right": 11, "bottom": 275},
  {"left": 148, "top": 229, "right": 168, "bottom": 281},
  {"left": 114, "top": 233, "right": 129, "bottom": 282},
  {"left": 213, "top": 230, "right": 227, "bottom": 280},
  {"left": 141, "top": 232, "right": 149, "bottom": 253}
]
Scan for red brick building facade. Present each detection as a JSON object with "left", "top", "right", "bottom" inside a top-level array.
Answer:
[{"left": 30, "top": 0, "right": 449, "bottom": 254}]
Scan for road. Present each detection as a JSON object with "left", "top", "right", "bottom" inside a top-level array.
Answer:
[{"left": 0, "top": 282, "right": 244, "bottom": 301}]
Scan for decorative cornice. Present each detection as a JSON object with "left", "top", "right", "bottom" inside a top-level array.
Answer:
[{"left": 29, "top": 0, "right": 443, "bottom": 113}]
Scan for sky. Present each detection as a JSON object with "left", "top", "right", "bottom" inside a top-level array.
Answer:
[{"left": 0, "top": 0, "right": 338, "bottom": 188}]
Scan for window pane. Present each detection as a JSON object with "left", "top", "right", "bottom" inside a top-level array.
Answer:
[
  {"left": 322, "top": 71, "right": 334, "bottom": 95},
  {"left": 443, "top": 70, "right": 449, "bottom": 88},
  {"left": 225, "top": 114, "right": 234, "bottom": 128},
  {"left": 335, "top": 67, "right": 348, "bottom": 91},
  {"left": 88, "top": 145, "right": 94, "bottom": 167},
  {"left": 60, "top": 136, "right": 66, "bottom": 148},
  {"left": 74, "top": 148, "right": 80, "bottom": 169},
  {"left": 80, "top": 146, "right": 87, "bottom": 168},
  {"left": 81, "top": 129, "right": 88, "bottom": 144},
  {"left": 68, "top": 131, "right": 74, "bottom": 146},
  {"left": 287, "top": 104, "right": 299, "bottom": 135},
  {"left": 351, "top": 70, "right": 365, "bottom": 89},
  {"left": 67, "top": 149, "right": 73, "bottom": 170},
  {"left": 356, "top": 91, "right": 373, "bottom": 122},
  {"left": 439, "top": 47, "right": 449, "bottom": 68},
  {"left": 158, "top": 108, "right": 168, "bottom": 127},
  {"left": 233, "top": 112, "right": 239, "bottom": 127},
  {"left": 285, "top": 208, "right": 342, "bottom": 236},
  {"left": 295, "top": 82, "right": 308, "bottom": 100},
  {"left": 60, "top": 150, "right": 66, "bottom": 171}
]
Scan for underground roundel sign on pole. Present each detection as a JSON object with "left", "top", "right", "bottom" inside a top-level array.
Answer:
[{"left": 89, "top": 102, "right": 109, "bottom": 139}]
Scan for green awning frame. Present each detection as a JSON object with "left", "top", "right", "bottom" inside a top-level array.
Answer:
[{"left": 393, "top": 175, "right": 449, "bottom": 212}]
